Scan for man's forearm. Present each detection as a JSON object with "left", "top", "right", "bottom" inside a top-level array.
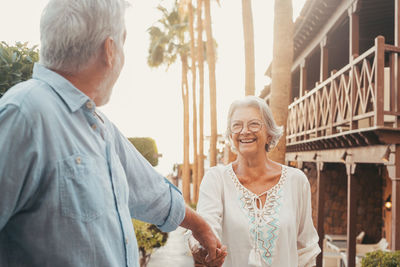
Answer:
[{"left": 180, "top": 206, "right": 207, "bottom": 231}]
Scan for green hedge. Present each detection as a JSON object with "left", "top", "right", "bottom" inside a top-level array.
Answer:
[
  {"left": 133, "top": 219, "right": 168, "bottom": 267},
  {"left": 0, "top": 42, "right": 39, "bottom": 97},
  {"left": 128, "top": 137, "right": 159, "bottom": 167},
  {"left": 361, "top": 250, "right": 400, "bottom": 267}
]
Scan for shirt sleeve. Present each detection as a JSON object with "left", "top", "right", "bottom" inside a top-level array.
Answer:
[
  {"left": 297, "top": 172, "right": 321, "bottom": 267},
  {"left": 196, "top": 168, "right": 223, "bottom": 240},
  {"left": 111, "top": 125, "right": 185, "bottom": 232},
  {"left": 0, "top": 104, "right": 41, "bottom": 231}
]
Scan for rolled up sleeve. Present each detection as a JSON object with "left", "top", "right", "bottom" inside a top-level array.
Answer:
[{"left": 155, "top": 178, "right": 186, "bottom": 232}]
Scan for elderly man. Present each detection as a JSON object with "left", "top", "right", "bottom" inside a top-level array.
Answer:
[{"left": 0, "top": 0, "right": 226, "bottom": 266}]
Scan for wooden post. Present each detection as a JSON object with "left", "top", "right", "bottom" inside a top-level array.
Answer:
[
  {"left": 300, "top": 59, "right": 307, "bottom": 97},
  {"left": 320, "top": 37, "right": 329, "bottom": 82},
  {"left": 347, "top": 1, "right": 360, "bottom": 130},
  {"left": 397, "top": 52, "right": 400, "bottom": 127},
  {"left": 392, "top": 179, "right": 400, "bottom": 250},
  {"left": 375, "top": 36, "right": 385, "bottom": 127},
  {"left": 348, "top": 2, "right": 359, "bottom": 61},
  {"left": 350, "top": 63, "right": 357, "bottom": 130},
  {"left": 330, "top": 70, "right": 337, "bottom": 135},
  {"left": 387, "top": 144, "right": 400, "bottom": 250},
  {"left": 395, "top": 0, "right": 400, "bottom": 46},
  {"left": 395, "top": 0, "right": 400, "bottom": 127},
  {"left": 316, "top": 161, "right": 325, "bottom": 267},
  {"left": 346, "top": 162, "right": 357, "bottom": 267}
]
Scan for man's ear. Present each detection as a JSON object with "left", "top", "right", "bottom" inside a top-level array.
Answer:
[{"left": 103, "top": 37, "right": 115, "bottom": 67}]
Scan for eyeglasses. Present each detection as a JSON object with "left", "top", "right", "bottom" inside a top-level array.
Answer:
[{"left": 230, "top": 119, "right": 263, "bottom": 134}]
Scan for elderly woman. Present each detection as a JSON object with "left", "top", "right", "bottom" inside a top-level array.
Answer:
[{"left": 190, "top": 96, "right": 320, "bottom": 267}]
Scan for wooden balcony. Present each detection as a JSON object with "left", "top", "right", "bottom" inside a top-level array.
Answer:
[{"left": 286, "top": 36, "right": 400, "bottom": 152}]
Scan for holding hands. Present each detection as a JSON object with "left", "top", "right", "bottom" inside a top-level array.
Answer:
[
  {"left": 188, "top": 234, "right": 227, "bottom": 267},
  {"left": 180, "top": 206, "right": 227, "bottom": 267}
]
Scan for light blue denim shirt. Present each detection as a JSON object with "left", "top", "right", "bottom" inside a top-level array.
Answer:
[{"left": 0, "top": 63, "right": 185, "bottom": 267}]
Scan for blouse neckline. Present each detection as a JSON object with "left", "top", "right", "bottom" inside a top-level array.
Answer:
[{"left": 228, "top": 163, "right": 286, "bottom": 201}]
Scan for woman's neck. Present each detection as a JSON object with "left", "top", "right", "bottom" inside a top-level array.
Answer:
[{"left": 233, "top": 154, "right": 281, "bottom": 183}]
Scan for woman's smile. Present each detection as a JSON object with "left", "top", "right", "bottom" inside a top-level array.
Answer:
[{"left": 239, "top": 137, "right": 257, "bottom": 144}]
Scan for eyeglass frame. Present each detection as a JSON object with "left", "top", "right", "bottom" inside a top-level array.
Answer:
[{"left": 229, "top": 119, "right": 264, "bottom": 134}]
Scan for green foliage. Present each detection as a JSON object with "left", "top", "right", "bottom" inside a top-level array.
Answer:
[
  {"left": 188, "top": 202, "right": 197, "bottom": 210},
  {"left": 361, "top": 250, "right": 400, "bottom": 267},
  {"left": 146, "top": 1, "right": 216, "bottom": 69},
  {"left": 133, "top": 219, "right": 168, "bottom": 267},
  {"left": 128, "top": 137, "right": 159, "bottom": 167},
  {"left": 147, "top": 1, "right": 189, "bottom": 68},
  {"left": 0, "top": 42, "right": 39, "bottom": 98}
]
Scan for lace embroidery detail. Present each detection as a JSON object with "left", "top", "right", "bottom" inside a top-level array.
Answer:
[{"left": 228, "top": 164, "right": 287, "bottom": 265}]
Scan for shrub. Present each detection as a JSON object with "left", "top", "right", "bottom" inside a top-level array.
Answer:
[
  {"left": 128, "top": 137, "right": 159, "bottom": 167},
  {"left": 0, "top": 42, "right": 39, "bottom": 98},
  {"left": 361, "top": 250, "right": 400, "bottom": 267},
  {"left": 133, "top": 219, "right": 168, "bottom": 267}
]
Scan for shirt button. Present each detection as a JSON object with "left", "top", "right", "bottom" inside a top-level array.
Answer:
[
  {"left": 75, "top": 157, "right": 81, "bottom": 164},
  {"left": 125, "top": 238, "right": 129, "bottom": 244},
  {"left": 86, "top": 101, "right": 93, "bottom": 109},
  {"left": 91, "top": 124, "right": 97, "bottom": 130}
]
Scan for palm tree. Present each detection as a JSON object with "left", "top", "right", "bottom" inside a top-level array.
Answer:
[
  {"left": 196, "top": 0, "right": 205, "bottom": 201},
  {"left": 204, "top": 0, "right": 218, "bottom": 167},
  {"left": 269, "top": 0, "right": 294, "bottom": 163},
  {"left": 147, "top": 2, "right": 191, "bottom": 202},
  {"left": 186, "top": 0, "right": 199, "bottom": 203},
  {"left": 241, "top": 0, "right": 255, "bottom": 96}
]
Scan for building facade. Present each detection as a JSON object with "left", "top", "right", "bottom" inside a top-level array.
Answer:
[{"left": 264, "top": 0, "right": 400, "bottom": 266}]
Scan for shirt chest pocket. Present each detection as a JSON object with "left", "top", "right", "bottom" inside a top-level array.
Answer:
[{"left": 58, "top": 154, "right": 106, "bottom": 222}]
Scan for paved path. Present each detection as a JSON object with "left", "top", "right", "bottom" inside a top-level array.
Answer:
[{"left": 147, "top": 227, "right": 194, "bottom": 267}]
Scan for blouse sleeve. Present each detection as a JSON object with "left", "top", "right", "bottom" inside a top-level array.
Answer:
[
  {"left": 196, "top": 168, "right": 224, "bottom": 240},
  {"left": 297, "top": 173, "right": 321, "bottom": 267}
]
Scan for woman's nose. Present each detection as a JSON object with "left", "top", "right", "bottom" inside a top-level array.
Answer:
[{"left": 240, "top": 124, "right": 251, "bottom": 134}]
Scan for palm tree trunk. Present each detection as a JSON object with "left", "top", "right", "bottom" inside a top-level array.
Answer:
[
  {"left": 181, "top": 54, "right": 191, "bottom": 203},
  {"left": 188, "top": 0, "right": 199, "bottom": 203},
  {"left": 196, "top": 0, "right": 205, "bottom": 194},
  {"left": 269, "top": 0, "right": 293, "bottom": 164},
  {"left": 204, "top": 0, "right": 218, "bottom": 167},
  {"left": 242, "top": 0, "right": 255, "bottom": 96}
]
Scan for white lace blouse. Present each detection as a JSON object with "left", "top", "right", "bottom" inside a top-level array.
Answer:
[{"left": 196, "top": 163, "right": 320, "bottom": 267}]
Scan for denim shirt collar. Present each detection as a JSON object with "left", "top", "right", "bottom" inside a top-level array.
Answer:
[{"left": 32, "top": 63, "right": 92, "bottom": 113}]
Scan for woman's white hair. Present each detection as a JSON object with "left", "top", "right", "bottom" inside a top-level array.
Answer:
[
  {"left": 39, "top": 0, "right": 128, "bottom": 73},
  {"left": 226, "top": 96, "right": 283, "bottom": 152}
]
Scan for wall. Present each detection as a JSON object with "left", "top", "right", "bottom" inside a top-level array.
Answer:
[{"left": 303, "top": 162, "right": 383, "bottom": 243}]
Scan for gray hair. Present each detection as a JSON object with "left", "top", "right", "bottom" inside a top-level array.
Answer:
[
  {"left": 226, "top": 96, "right": 283, "bottom": 152},
  {"left": 39, "top": 0, "right": 128, "bottom": 73}
]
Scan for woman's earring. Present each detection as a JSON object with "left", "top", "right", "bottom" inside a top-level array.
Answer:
[{"left": 265, "top": 143, "right": 270, "bottom": 152}]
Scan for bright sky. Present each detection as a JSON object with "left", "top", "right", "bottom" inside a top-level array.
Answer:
[{"left": 1, "top": 0, "right": 306, "bottom": 175}]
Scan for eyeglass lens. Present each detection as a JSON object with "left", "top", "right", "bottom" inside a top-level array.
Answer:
[{"left": 231, "top": 120, "right": 262, "bottom": 134}]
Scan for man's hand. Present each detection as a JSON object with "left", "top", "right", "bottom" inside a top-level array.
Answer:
[{"left": 180, "top": 206, "right": 227, "bottom": 266}]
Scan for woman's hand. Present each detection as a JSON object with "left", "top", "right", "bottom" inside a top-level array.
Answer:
[{"left": 189, "top": 238, "right": 227, "bottom": 267}]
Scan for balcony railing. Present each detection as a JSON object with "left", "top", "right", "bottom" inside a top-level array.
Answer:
[{"left": 286, "top": 36, "right": 400, "bottom": 149}]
